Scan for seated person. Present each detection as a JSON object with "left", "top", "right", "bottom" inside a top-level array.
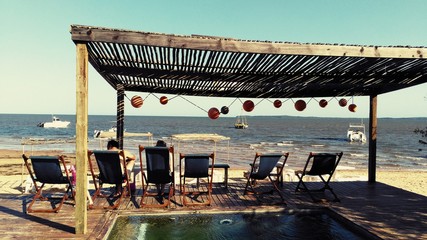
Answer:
[{"left": 107, "top": 139, "right": 136, "bottom": 196}]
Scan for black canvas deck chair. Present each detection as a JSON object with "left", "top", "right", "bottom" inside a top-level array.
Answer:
[
  {"left": 295, "top": 152, "right": 343, "bottom": 202},
  {"left": 22, "top": 154, "right": 74, "bottom": 213},
  {"left": 179, "top": 153, "right": 215, "bottom": 206},
  {"left": 244, "top": 153, "right": 287, "bottom": 204},
  {"left": 269, "top": 152, "right": 289, "bottom": 187},
  {"left": 139, "top": 145, "right": 175, "bottom": 208},
  {"left": 88, "top": 150, "right": 130, "bottom": 210}
]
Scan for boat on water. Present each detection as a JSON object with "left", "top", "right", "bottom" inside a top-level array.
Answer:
[
  {"left": 234, "top": 115, "right": 248, "bottom": 129},
  {"left": 94, "top": 126, "right": 153, "bottom": 139},
  {"left": 94, "top": 126, "right": 118, "bottom": 138},
  {"left": 37, "top": 116, "right": 70, "bottom": 128},
  {"left": 347, "top": 123, "right": 367, "bottom": 143}
]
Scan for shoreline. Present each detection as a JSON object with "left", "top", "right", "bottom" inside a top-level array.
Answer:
[{"left": 1, "top": 149, "right": 426, "bottom": 196}]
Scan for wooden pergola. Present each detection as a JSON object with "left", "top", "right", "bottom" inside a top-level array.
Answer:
[{"left": 70, "top": 25, "right": 427, "bottom": 234}]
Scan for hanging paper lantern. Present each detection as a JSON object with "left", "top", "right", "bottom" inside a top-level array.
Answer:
[
  {"left": 339, "top": 98, "right": 347, "bottom": 107},
  {"left": 159, "top": 96, "right": 168, "bottom": 105},
  {"left": 208, "top": 107, "right": 220, "bottom": 120},
  {"left": 221, "top": 106, "right": 229, "bottom": 114},
  {"left": 131, "top": 95, "right": 143, "bottom": 108},
  {"left": 348, "top": 104, "right": 357, "bottom": 112},
  {"left": 319, "top": 99, "right": 328, "bottom": 108},
  {"left": 243, "top": 100, "right": 255, "bottom": 112},
  {"left": 273, "top": 100, "right": 282, "bottom": 108},
  {"left": 294, "top": 100, "right": 306, "bottom": 111}
]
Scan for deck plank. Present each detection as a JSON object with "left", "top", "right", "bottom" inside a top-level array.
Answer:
[{"left": 0, "top": 178, "right": 426, "bottom": 239}]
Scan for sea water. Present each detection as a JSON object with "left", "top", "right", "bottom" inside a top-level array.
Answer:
[{"left": 0, "top": 114, "right": 426, "bottom": 170}]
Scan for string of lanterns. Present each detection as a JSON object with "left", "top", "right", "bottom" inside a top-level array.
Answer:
[{"left": 129, "top": 93, "right": 358, "bottom": 120}]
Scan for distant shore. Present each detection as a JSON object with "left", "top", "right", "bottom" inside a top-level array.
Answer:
[{"left": 1, "top": 149, "right": 426, "bottom": 196}]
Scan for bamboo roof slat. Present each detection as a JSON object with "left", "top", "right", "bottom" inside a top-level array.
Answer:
[{"left": 70, "top": 25, "right": 427, "bottom": 99}]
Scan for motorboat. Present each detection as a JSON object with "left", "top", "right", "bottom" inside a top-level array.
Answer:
[
  {"left": 37, "top": 116, "right": 70, "bottom": 128},
  {"left": 94, "top": 126, "right": 117, "bottom": 138},
  {"left": 94, "top": 126, "right": 153, "bottom": 139},
  {"left": 347, "top": 123, "right": 367, "bottom": 143},
  {"left": 234, "top": 115, "right": 248, "bottom": 129}
]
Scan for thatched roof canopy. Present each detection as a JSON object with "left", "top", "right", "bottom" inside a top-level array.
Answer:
[{"left": 70, "top": 25, "right": 427, "bottom": 99}]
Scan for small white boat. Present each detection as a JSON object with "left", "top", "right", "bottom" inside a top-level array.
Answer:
[
  {"left": 347, "top": 123, "right": 367, "bottom": 143},
  {"left": 234, "top": 115, "right": 248, "bottom": 129},
  {"left": 94, "top": 126, "right": 118, "bottom": 138},
  {"left": 37, "top": 116, "right": 70, "bottom": 128},
  {"left": 94, "top": 126, "right": 153, "bottom": 139}
]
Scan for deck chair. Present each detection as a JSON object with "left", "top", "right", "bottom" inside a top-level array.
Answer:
[
  {"left": 179, "top": 153, "right": 215, "bottom": 206},
  {"left": 22, "top": 154, "right": 74, "bottom": 213},
  {"left": 295, "top": 152, "right": 343, "bottom": 202},
  {"left": 244, "top": 153, "right": 287, "bottom": 204},
  {"left": 269, "top": 152, "right": 289, "bottom": 187},
  {"left": 139, "top": 145, "right": 175, "bottom": 208},
  {"left": 88, "top": 150, "right": 130, "bottom": 210}
]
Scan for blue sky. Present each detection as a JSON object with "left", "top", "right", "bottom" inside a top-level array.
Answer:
[{"left": 1, "top": 0, "right": 426, "bottom": 118}]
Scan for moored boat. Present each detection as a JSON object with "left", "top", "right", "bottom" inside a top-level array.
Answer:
[
  {"left": 235, "top": 115, "right": 248, "bottom": 129},
  {"left": 347, "top": 123, "right": 367, "bottom": 143},
  {"left": 37, "top": 116, "right": 70, "bottom": 128},
  {"left": 94, "top": 126, "right": 153, "bottom": 139}
]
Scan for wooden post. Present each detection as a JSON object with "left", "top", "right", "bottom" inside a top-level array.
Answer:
[
  {"left": 116, "top": 85, "right": 125, "bottom": 148},
  {"left": 75, "top": 43, "right": 88, "bottom": 234},
  {"left": 368, "top": 95, "right": 377, "bottom": 183}
]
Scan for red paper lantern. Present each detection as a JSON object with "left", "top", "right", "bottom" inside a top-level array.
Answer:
[
  {"left": 131, "top": 95, "right": 143, "bottom": 108},
  {"left": 273, "top": 100, "right": 282, "bottom": 108},
  {"left": 208, "top": 107, "right": 220, "bottom": 120},
  {"left": 348, "top": 104, "right": 357, "bottom": 112},
  {"left": 319, "top": 99, "right": 328, "bottom": 108},
  {"left": 221, "top": 106, "right": 229, "bottom": 114},
  {"left": 339, "top": 98, "right": 347, "bottom": 107},
  {"left": 159, "top": 96, "right": 168, "bottom": 105},
  {"left": 294, "top": 100, "right": 306, "bottom": 111},
  {"left": 243, "top": 100, "right": 255, "bottom": 112}
]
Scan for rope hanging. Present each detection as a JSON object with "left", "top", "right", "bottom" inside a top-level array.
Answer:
[
  {"left": 178, "top": 95, "right": 208, "bottom": 113},
  {"left": 125, "top": 92, "right": 361, "bottom": 116}
]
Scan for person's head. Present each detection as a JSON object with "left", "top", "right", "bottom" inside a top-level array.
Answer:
[
  {"left": 107, "top": 139, "right": 119, "bottom": 150},
  {"left": 156, "top": 140, "right": 167, "bottom": 147}
]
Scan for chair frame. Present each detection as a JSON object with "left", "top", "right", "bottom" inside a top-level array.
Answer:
[
  {"left": 244, "top": 152, "right": 288, "bottom": 204},
  {"left": 179, "top": 153, "right": 215, "bottom": 206},
  {"left": 295, "top": 152, "right": 343, "bottom": 202},
  {"left": 22, "top": 154, "right": 74, "bottom": 213},
  {"left": 88, "top": 150, "right": 130, "bottom": 210},
  {"left": 139, "top": 145, "right": 175, "bottom": 208}
]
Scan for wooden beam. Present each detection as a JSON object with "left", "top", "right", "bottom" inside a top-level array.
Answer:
[
  {"left": 71, "top": 25, "right": 426, "bottom": 59},
  {"left": 368, "top": 95, "right": 378, "bottom": 183},
  {"left": 75, "top": 43, "right": 88, "bottom": 234}
]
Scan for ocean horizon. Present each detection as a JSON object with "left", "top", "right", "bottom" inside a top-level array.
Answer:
[{"left": 1, "top": 113, "right": 426, "bottom": 171}]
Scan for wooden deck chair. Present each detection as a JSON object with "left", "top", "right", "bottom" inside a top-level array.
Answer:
[
  {"left": 295, "top": 152, "right": 343, "bottom": 202},
  {"left": 22, "top": 154, "right": 74, "bottom": 213},
  {"left": 139, "top": 145, "right": 175, "bottom": 208},
  {"left": 269, "top": 152, "right": 289, "bottom": 187},
  {"left": 179, "top": 153, "right": 215, "bottom": 206},
  {"left": 244, "top": 153, "right": 287, "bottom": 204},
  {"left": 87, "top": 150, "right": 130, "bottom": 210}
]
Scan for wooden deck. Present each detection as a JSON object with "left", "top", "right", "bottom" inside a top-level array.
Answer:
[{"left": 0, "top": 177, "right": 426, "bottom": 239}]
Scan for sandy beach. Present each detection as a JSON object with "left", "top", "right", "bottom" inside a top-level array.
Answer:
[{"left": 1, "top": 149, "right": 426, "bottom": 196}]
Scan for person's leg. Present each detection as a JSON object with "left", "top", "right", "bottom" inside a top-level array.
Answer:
[
  {"left": 156, "top": 184, "right": 162, "bottom": 195},
  {"left": 115, "top": 184, "right": 122, "bottom": 196}
]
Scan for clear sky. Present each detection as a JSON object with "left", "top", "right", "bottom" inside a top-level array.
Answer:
[{"left": 1, "top": 0, "right": 426, "bottom": 118}]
